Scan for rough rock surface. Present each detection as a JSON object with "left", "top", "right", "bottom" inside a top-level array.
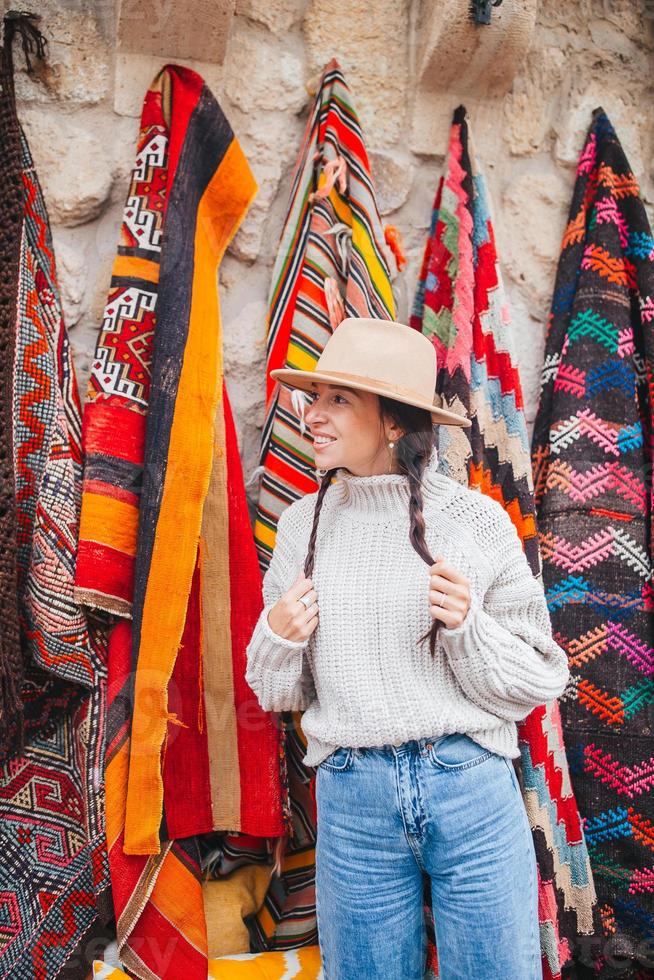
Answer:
[{"left": 11, "top": 0, "right": 654, "bottom": 476}]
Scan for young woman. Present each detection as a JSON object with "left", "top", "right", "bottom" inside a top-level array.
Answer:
[{"left": 246, "top": 317, "right": 569, "bottom": 980}]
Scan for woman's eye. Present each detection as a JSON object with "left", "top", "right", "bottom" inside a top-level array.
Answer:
[{"left": 305, "top": 393, "right": 346, "bottom": 405}]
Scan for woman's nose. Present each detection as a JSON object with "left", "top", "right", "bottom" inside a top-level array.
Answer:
[{"left": 305, "top": 399, "right": 322, "bottom": 423}]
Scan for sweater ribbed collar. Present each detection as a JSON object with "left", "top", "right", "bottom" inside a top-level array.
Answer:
[{"left": 329, "top": 448, "right": 455, "bottom": 519}]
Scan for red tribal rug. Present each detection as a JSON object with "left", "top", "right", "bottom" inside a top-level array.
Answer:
[{"left": 0, "top": 13, "right": 111, "bottom": 978}]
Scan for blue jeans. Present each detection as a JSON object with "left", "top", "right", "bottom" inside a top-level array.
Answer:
[{"left": 315, "top": 732, "right": 540, "bottom": 980}]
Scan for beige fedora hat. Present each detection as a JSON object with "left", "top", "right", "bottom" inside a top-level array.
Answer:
[{"left": 270, "top": 317, "right": 471, "bottom": 428}]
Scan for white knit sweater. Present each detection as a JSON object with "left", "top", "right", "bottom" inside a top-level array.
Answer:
[{"left": 245, "top": 449, "right": 570, "bottom": 769}]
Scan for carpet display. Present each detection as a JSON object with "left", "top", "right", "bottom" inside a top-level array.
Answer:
[{"left": 3, "top": 8, "right": 649, "bottom": 978}]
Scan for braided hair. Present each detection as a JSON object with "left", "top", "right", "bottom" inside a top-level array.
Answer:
[{"left": 303, "top": 395, "right": 441, "bottom": 657}]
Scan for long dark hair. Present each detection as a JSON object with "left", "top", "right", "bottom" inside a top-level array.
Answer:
[{"left": 302, "top": 395, "right": 441, "bottom": 656}]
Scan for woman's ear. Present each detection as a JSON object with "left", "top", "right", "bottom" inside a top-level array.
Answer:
[{"left": 379, "top": 405, "right": 403, "bottom": 443}]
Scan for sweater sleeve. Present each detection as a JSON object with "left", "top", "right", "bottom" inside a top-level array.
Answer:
[
  {"left": 245, "top": 506, "right": 316, "bottom": 713},
  {"left": 440, "top": 502, "right": 570, "bottom": 722}
]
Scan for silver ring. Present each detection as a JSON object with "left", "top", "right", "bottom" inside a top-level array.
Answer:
[
  {"left": 299, "top": 594, "right": 312, "bottom": 610},
  {"left": 437, "top": 591, "right": 445, "bottom": 607}
]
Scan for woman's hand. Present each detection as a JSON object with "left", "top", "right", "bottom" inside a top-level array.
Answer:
[
  {"left": 267, "top": 571, "right": 320, "bottom": 643},
  {"left": 428, "top": 556, "right": 472, "bottom": 630}
]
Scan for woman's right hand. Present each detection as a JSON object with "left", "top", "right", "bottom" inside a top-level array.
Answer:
[{"left": 267, "top": 571, "right": 319, "bottom": 643}]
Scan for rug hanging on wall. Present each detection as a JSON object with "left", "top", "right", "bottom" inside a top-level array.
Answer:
[
  {"left": 0, "top": 13, "right": 111, "bottom": 978},
  {"left": 531, "top": 107, "right": 654, "bottom": 977},
  {"left": 410, "top": 105, "right": 600, "bottom": 980},
  {"left": 74, "top": 64, "right": 281, "bottom": 980}
]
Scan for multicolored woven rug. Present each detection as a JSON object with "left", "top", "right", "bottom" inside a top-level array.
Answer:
[
  {"left": 0, "top": 13, "right": 111, "bottom": 977},
  {"left": 531, "top": 108, "right": 654, "bottom": 976},
  {"left": 254, "top": 59, "right": 397, "bottom": 566},
  {"left": 410, "top": 106, "right": 599, "bottom": 979},
  {"left": 75, "top": 64, "right": 282, "bottom": 979}
]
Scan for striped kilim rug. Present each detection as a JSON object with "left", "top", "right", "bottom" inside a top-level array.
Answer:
[
  {"left": 410, "top": 105, "right": 599, "bottom": 979},
  {"left": 531, "top": 108, "right": 654, "bottom": 977},
  {"left": 75, "top": 64, "right": 283, "bottom": 980},
  {"left": 254, "top": 59, "right": 397, "bottom": 569}
]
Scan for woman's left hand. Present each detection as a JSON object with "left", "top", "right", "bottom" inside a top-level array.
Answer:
[{"left": 428, "top": 556, "right": 472, "bottom": 630}]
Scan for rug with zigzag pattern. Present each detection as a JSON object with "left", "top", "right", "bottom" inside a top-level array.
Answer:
[
  {"left": 411, "top": 104, "right": 599, "bottom": 980},
  {"left": 532, "top": 108, "right": 654, "bottom": 977}
]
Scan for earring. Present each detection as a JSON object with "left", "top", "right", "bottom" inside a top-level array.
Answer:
[{"left": 388, "top": 440, "right": 395, "bottom": 473}]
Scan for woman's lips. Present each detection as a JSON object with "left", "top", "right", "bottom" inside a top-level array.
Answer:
[{"left": 313, "top": 437, "right": 337, "bottom": 450}]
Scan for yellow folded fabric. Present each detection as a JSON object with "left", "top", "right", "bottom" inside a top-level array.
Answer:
[
  {"left": 203, "top": 864, "right": 273, "bottom": 958},
  {"left": 209, "top": 947, "right": 323, "bottom": 978},
  {"left": 93, "top": 945, "right": 323, "bottom": 979}
]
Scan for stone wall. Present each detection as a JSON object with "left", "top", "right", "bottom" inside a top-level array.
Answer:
[{"left": 9, "top": 0, "right": 654, "bottom": 486}]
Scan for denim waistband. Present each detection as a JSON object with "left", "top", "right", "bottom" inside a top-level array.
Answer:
[{"left": 357, "top": 733, "right": 453, "bottom": 757}]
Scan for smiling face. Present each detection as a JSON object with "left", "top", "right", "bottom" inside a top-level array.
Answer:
[{"left": 302, "top": 382, "right": 405, "bottom": 476}]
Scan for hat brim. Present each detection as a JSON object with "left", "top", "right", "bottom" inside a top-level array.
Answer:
[{"left": 270, "top": 368, "right": 472, "bottom": 429}]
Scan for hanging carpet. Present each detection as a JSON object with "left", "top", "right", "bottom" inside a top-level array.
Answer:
[
  {"left": 0, "top": 12, "right": 111, "bottom": 978},
  {"left": 531, "top": 107, "right": 654, "bottom": 977},
  {"left": 74, "top": 63, "right": 281, "bottom": 979},
  {"left": 410, "top": 105, "right": 600, "bottom": 979}
]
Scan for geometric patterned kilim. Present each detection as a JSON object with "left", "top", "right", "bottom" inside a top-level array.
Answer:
[
  {"left": 411, "top": 105, "right": 599, "bottom": 980},
  {"left": 532, "top": 108, "right": 654, "bottom": 977},
  {"left": 0, "top": 16, "right": 111, "bottom": 971},
  {"left": 0, "top": 659, "right": 109, "bottom": 979}
]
